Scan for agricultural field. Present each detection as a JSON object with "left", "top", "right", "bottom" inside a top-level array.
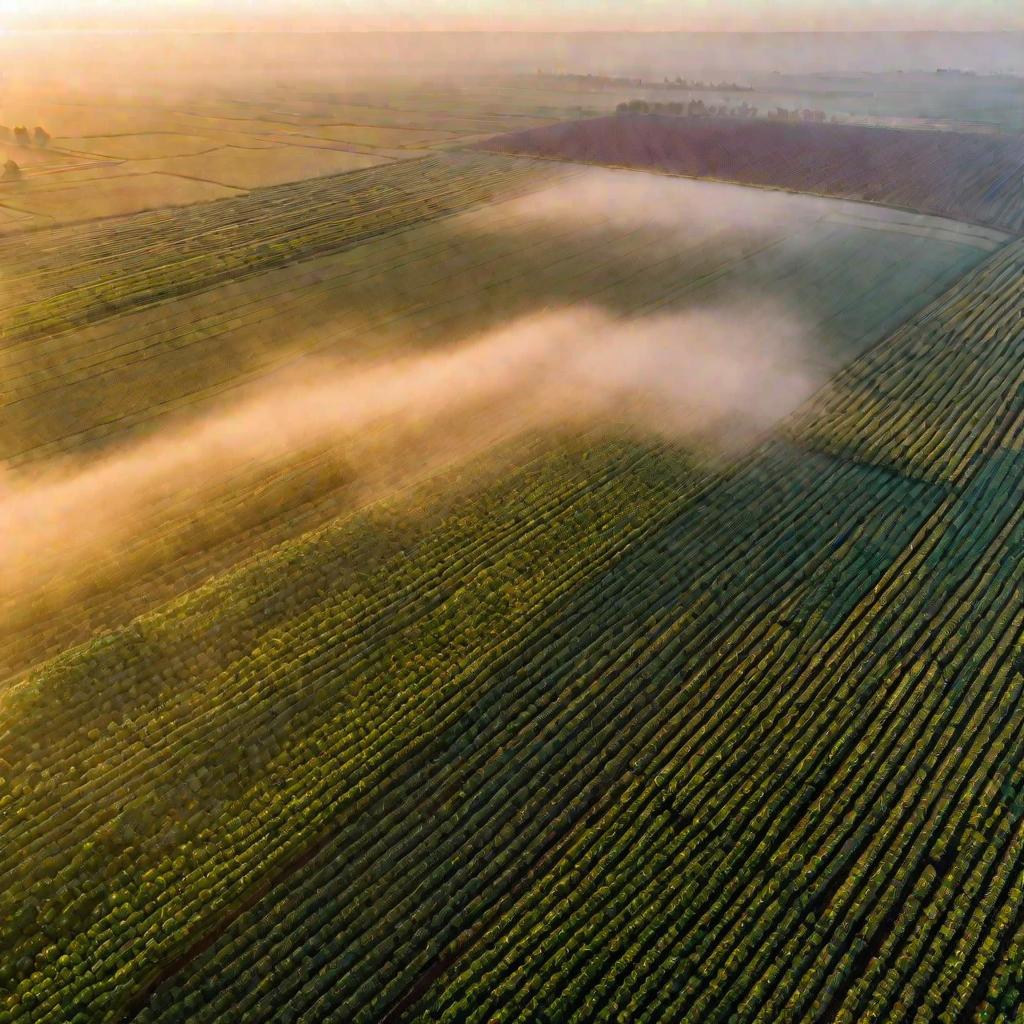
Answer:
[
  {"left": 5, "top": 29, "right": 1024, "bottom": 1024},
  {"left": 0, "top": 155, "right": 1001, "bottom": 467},
  {"left": 133, "top": 145, "right": 390, "bottom": 190},
  {"left": 480, "top": 114, "right": 1024, "bottom": 233},
  {"left": 0, "top": 80, "right": 569, "bottom": 227},
  {"left": 310, "top": 125, "right": 462, "bottom": 149},
  {"left": 0, "top": 172, "right": 241, "bottom": 223},
  {"left": 0, "top": 154, "right": 999, "bottom": 682},
  {"left": 54, "top": 134, "right": 225, "bottom": 160},
  {"left": 3, "top": 109, "right": 1024, "bottom": 1022}
]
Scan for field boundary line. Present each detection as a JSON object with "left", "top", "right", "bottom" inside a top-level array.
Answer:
[{"left": 469, "top": 145, "right": 1024, "bottom": 240}]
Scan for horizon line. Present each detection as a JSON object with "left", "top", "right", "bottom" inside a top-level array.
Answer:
[{"left": 2, "top": 27, "right": 1023, "bottom": 35}]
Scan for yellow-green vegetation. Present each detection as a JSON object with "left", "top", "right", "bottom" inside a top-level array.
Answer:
[
  {"left": 0, "top": 121, "right": 1020, "bottom": 1024},
  {"left": 0, "top": 155, "right": 551, "bottom": 339},
  {"left": 0, "top": 152, "right": 577, "bottom": 674},
  {"left": 0, "top": 172, "right": 240, "bottom": 223},
  {"left": 1, "top": 239, "right": 1024, "bottom": 1023},
  {"left": 134, "top": 145, "right": 391, "bottom": 190},
  {"left": 0, "top": 154, "right": 994, "bottom": 683},
  {"left": 54, "top": 134, "right": 222, "bottom": 160}
]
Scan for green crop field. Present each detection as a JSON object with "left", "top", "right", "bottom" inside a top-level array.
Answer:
[
  {"left": 4, "top": 43, "right": 1024, "bottom": 1024},
  {"left": 116, "top": 234, "right": 1024, "bottom": 1024},
  {"left": 0, "top": 155, "right": 997, "bottom": 682}
]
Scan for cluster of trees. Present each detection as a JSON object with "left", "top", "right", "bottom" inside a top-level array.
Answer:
[
  {"left": 537, "top": 71, "right": 753, "bottom": 92},
  {"left": 615, "top": 98, "right": 760, "bottom": 118},
  {"left": 538, "top": 71, "right": 646, "bottom": 88},
  {"left": 615, "top": 98, "right": 837, "bottom": 123},
  {"left": 2, "top": 125, "right": 50, "bottom": 148},
  {"left": 0, "top": 125, "right": 49, "bottom": 183},
  {"left": 656, "top": 75, "right": 752, "bottom": 92},
  {"left": 767, "top": 107, "right": 832, "bottom": 122}
]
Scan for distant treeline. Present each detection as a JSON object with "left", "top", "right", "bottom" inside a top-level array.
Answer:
[
  {"left": 536, "top": 71, "right": 754, "bottom": 93},
  {"left": 1, "top": 125, "right": 51, "bottom": 147},
  {"left": 615, "top": 98, "right": 836, "bottom": 123}
]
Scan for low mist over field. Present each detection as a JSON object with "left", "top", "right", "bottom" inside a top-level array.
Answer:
[
  {"left": 0, "top": 298, "right": 815, "bottom": 603},
  {"left": 0, "top": 163, "right": 832, "bottom": 612},
  {"left": 489, "top": 163, "right": 843, "bottom": 237}
]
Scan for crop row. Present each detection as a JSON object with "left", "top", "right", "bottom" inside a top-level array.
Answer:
[
  {"left": 0, "top": 435, "right": 706, "bottom": 1022},
  {"left": 127, "top": 439, "right": 942, "bottom": 1024},
  {"left": 2, "top": 170, "right": 983, "bottom": 474},
  {"left": 1, "top": 168, "right": 946, "bottom": 682},
  {"left": 0, "top": 183, "right": 793, "bottom": 677},
  {"left": 2, "top": 155, "right": 1018, "bottom": 1023},
  {"left": 789, "top": 239, "right": 1024, "bottom": 482},
  {"left": 0, "top": 153, "right": 571, "bottom": 347},
  {"left": 122, "top": 234, "right": 1024, "bottom": 1022},
  {"left": 1, "top": 153, "right": 552, "bottom": 297},
  {"left": 386, "top": 250, "right": 1024, "bottom": 1021}
]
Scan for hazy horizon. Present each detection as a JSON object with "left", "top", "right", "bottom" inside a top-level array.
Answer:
[
  {"left": 1, "top": 0, "right": 1021, "bottom": 34},
  {"left": 0, "top": 29, "right": 1021, "bottom": 85}
]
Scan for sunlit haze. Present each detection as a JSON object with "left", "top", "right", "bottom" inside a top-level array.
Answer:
[{"left": 0, "top": 0, "right": 1022, "bottom": 32}]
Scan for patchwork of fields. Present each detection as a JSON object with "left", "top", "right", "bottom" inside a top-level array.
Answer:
[
  {"left": 0, "top": 83, "right": 564, "bottom": 228},
  {"left": 3, "top": 96, "right": 1024, "bottom": 1024},
  {"left": 480, "top": 113, "right": 1024, "bottom": 233},
  {"left": 0, "top": 155, "right": 998, "bottom": 681}
]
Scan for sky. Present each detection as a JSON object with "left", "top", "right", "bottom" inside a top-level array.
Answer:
[{"left": 0, "top": 0, "right": 1021, "bottom": 33}]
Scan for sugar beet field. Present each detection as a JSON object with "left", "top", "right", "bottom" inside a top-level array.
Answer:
[{"left": 3, "top": 117, "right": 1024, "bottom": 1024}]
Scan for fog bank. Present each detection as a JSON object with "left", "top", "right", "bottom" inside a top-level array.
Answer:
[{"left": 0, "top": 300, "right": 817, "bottom": 602}]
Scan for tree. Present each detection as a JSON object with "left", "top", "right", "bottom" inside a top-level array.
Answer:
[
  {"left": 2, "top": 159, "right": 20, "bottom": 181},
  {"left": 33, "top": 126, "right": 50, "bottom": 148}
]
